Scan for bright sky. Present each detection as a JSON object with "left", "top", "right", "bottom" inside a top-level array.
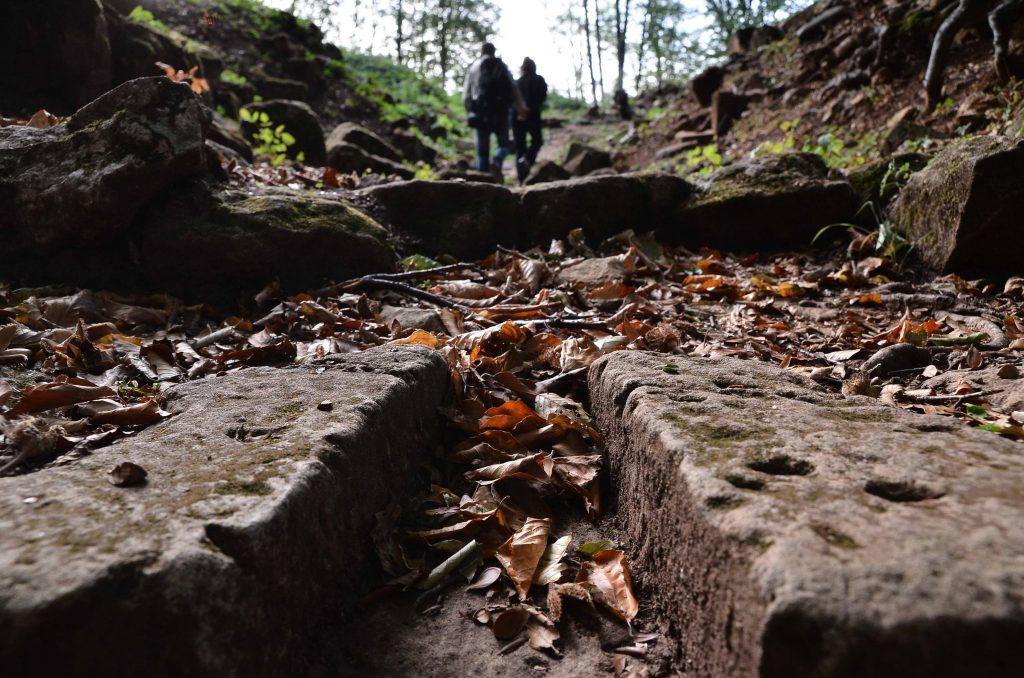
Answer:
[
  {"left": 263, "top": 0, "right": 636, "bottom": 95},
  {"left": 261, "top": 1, "right": 803, "bottom": 96}
]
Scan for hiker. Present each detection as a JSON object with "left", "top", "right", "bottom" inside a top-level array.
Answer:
[
  {"left": 512, "top": 57, "right": 547, "bottom": 184},
  {"left": 463, "top": 42, "right": 527, "bottom": 177}
]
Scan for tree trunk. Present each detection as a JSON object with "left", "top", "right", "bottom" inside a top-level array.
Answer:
[
  {"left": 595, "top": 1, "right": 606, "bottom": 98},
  {"left": 394, "top": 0, "right": 405, "bottom": 63},
  {"left": 613, "top": 0, "right": 630, "bottom": 93},
  {"left": 634, "top": 0, "right": 652, "bottom": 92},
  {"left": 583, "top": 0, "right": 599, "bottom": 107}
]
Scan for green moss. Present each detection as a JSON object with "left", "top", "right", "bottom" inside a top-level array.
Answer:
[
  {"left": 810, "top": 523, "right": 860, "bottom": 549},
  {"left": 216, "top": 478, "right": 272, "bottom": 496},
  {"left": 275, "top": 402, "right": 305, "bottom": 419}
]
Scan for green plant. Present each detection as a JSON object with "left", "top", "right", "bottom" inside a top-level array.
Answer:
[
  {"left": 879, "top": 159, "right": 913, "bottom": 201},
  {"left": 239, "top": 109, "right": 300, "bottom": 166},
  {"left": 220, "top": 69, "right": 248, "bottom": 86},
  {"left": 413, "top": 164, "right": 438, "bottom": 181},
  {"left": 812, "top": 202, "right": 914, "bottom": 267},
  {"left": 755, "top": 118, "right": 799, "bottom": 155},
  {"left": 128, "top": 6, "right": 170, "bottom": 33}
]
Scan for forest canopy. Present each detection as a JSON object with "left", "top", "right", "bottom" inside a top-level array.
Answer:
[{"left": 267, "top": 1, "right": 810, "bottom": 98}]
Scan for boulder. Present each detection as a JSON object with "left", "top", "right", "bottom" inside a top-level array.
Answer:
[
  {"left": 0, "top": 77, "right": 205, "bottom": 257},
  {"left": 673, "top": 152, "right": 857, "bottom": 250},
  {"left": 520, "top": 173, "right": 693, "bottom": 246},
  {"left": 524, "top": 160, "right": 572, "bottom": 185},
  {"left": 327, "top": 122, "right": 401, "bottom": 162},
  {"left": 712, "top": 90, "right": 750, "bottom": 138},
  {"left": 556, "top": 256, "right": 629, "bottom": 287},
  {"left": 0, "top": 0, "right": 112, "bottom": 114},
  {"left": 924, "top": 365, "right": 1024, "bottom": 414},
  {"left": 106, "top": 6, "right": 222, "bottom": 87},
  {"left": 208, "top": 111, "right": 254, "bottom": 162},
  {"left": 590, "top": 351, "right": 1024, "bottom": 677},
  {"left": 690, "top": 66, "right": 725, "bottom": 108},
  {"left": 391, "top": 130, "right": 438, "bottom": 164},
  {"left": 0, "top": 347, "right": 449, "bottom": 677},
  {"left": 240, "top": 100, "right": 325, "bottom": 166},
  {"left": 890, "top": 136, "right": 1024, "bottom": 274},
  {"left": 361, "top": 181, "right": 520, "bottom": 260},
  {"left": 327, "top": 143, "right": 414, "bottom": 179},
  {"left": 137, "top": 184, "right": 396, "bottom": 301},
  {"left": 879, "top": 120, "right": 943, "bottom": 155},
  {"left": 563, "top": 141, "right": 612, "bottom": 176},
  {"left": 250, "top": 68, "right": 310, "bottom": 101},
  {"left": 379, "top": 305, "right": 447, "bottom": 334},
  {"left": 435, "top": 168, "right": 499, "bottom": 183}
]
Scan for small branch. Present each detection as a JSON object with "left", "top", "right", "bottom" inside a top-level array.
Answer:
[
  {"left": 343, "top": 276, "right": 471, "bottom": 312},
  {"left": 355, "top": 263, "right": 480, "bottom": 283}
]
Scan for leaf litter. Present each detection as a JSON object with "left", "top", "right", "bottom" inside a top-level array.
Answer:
[{"left": 4, "top": 227, "right": 1024, "bottom": 668}]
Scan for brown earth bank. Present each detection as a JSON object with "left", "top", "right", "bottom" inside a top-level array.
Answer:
[{"left": 3, "top": 0, "right": 1024, "bottom": 676}]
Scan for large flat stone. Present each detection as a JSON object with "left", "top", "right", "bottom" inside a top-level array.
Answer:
[
  {"left": 0, "top": 346, "right": 449, "bottom": 677},
  {"left": 589, "top": 352, "right": 1024, "bottom": 677}
]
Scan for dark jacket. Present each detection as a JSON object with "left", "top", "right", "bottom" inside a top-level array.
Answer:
[{"left": 517, "top": 73, "right": 547, "bottom": 122}]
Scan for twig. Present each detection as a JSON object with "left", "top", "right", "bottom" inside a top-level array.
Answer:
[
  {"left": 193, "top": 326, "right": 239, "bottom": 349},
  {"left": 342, "top": 276, "right": 471, "bottom": 312},
  {"left": 528, "top": 317, "right": 613, "bottom": 331},
  {"left": 355, "top": 263, "right": 480, "bottom": 283}
]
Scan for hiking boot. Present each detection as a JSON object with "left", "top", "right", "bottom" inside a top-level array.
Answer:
[{"left": 489, "top": 163, "right": 503, "bottom": 183}]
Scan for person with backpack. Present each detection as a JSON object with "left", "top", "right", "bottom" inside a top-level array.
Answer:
[
  {"left": 512, "top": 57, "right": 547, "bottom": 184},
  {"left": 462, "top": 42, "right": 527, "bottom": 178}
]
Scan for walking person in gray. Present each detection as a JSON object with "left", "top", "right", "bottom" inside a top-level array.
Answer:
[{"left": 463, "top": 42, "right": 527, "bottom": 178}]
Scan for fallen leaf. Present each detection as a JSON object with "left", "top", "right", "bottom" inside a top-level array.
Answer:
[
  {"left": 534, "top": 534, "right": 572, "bottom": 585},
  {"left": 492, "top": 606, "right": 529, "bottom": 640},
  {"left": 420, "top": 539, "right": 480, "bottom": 590},
  {"left": 6, "top": 377, "right": 116, "bottom": 417},
  {"left": 495, "top": 517, "right": 551, "bottom": 599},
  {"left": 466, "top": 566, "right": 502, "bottom": 592},
  {"left": 576, "top": 549, "right": 639, "bottom": 622},
  {"left": 465, "top": 452, "right": 554, "bottom": 483},
  {"left": 524, "top": 605, "right": 561, "bottom": 656}
]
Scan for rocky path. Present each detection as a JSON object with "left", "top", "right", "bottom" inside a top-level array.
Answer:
[{"left": 5, "top": 226, "right": 1024, "bottom": 676}]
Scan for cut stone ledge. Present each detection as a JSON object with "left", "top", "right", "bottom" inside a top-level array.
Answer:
[
  {"left": 0, "top": 346, "right": 449, "bottom": 677},
  {"left": 589, "top": 351, "right": 1024, "bottom": 677}
]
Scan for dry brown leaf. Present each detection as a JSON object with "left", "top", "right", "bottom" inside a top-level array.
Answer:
[
  {"left": 495, "top": 517, "right": 551, "bottom": 599},
  {"left": 6, "top": 377, "right": 116, "bottom": 417},
  {"left": 553, "top": 455, "right": 602, "bottom": 516},
  {"left": 465, "top": 452, "right": 554, "bottom": 483},
  {"left": 577, "top": 549, "right": 639, "bottom": 622},
  {"left": 524, "top": 605, "right": 561, "bottom": 656},
  {"left": 492, "top": 606, "right": 529, "bottom": 640}
]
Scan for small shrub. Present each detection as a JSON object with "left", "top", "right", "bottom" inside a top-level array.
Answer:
[{"left": 240, "top": 109, "right": 300, "bottom": 166}]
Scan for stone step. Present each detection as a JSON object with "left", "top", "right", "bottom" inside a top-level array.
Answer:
[
  {"left": 588, "top": 352, "right": 1024, "bottom": 677},
  {"left": 0, "top": 346, "right": 449, "bottom": 678}
]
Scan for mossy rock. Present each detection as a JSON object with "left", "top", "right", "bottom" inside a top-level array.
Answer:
[
  {"left": 672, "top": 152, "right": 857, "bottom": 251},
  {"left": 889, "top": 136, "right": 1024, "bottom": 275},
  {"left": 137, "top": 183, "right": 396, "bottom": 301}
]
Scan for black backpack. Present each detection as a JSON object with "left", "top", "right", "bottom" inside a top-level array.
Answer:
[{"left": 474, "top": 56, "right": 512, "bottom": 122}]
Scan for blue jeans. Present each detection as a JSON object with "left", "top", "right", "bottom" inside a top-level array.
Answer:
[{"left": 475, "top": 115, "right": 511, "bottom": 172}]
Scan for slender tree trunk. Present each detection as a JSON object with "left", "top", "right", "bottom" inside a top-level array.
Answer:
[
  {"left": 438, "top": 4, "right": 452, "bottom": 87},
  {"left": 613, "top": 0, "right": 630, "bottom": 93},
  {"left": 394, "top": 0, "right": 405, "bottom": 63},
  {"left": 634, "top": 0, "right": 652, "bottom": 92},
  {"left": 594, "top": 1, "right": 606, "bottom": 99},
  {"left": 583, "top": 0, "right": 599, "bottom": 106}
]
